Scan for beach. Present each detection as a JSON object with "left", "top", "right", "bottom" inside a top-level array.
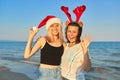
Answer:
[
  {"left": 0, "top": 66, "right": 32, "bottom": 80},
  {"left": 0, "top": 41, "right": 120, "bottom": 80},
  {"left": 0, "top": 59, "right": 39, "bottom": 80}
]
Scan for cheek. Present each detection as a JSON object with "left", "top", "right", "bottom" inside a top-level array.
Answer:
[
  {"left": 74, "top": 33, "right": 78, "bottom": 37},
  {"left": 67, "top": 32, "right": 70, "bottom": 36},
  {"left": 57, "top": 27, "right": 61, "bottom": 31},
  {"left": 57, "top": 28, "right": 60, "bottom": 31}
]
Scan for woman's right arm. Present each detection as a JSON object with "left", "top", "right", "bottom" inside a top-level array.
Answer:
[{"left": 24, "top": 27, "right": 41, "bottom": 59}]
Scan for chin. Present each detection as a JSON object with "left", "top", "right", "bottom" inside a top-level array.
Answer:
[
  {"left": 69, "top": 40, "right": 75, "bottom": 43},
  {"left": 52, "top": 33, "right": 59, "bottom": 36},
  {"left": 68, "top": 38, "right": 75, "bottom": 42}
]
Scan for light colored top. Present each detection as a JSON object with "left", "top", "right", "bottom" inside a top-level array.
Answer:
[{"left": 61, "top": 43, "right": 85, "bottom": 80}]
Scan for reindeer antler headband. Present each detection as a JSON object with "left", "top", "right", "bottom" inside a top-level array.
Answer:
[{"left": 61, "top": 5, "right": 86, "bottom": 27}]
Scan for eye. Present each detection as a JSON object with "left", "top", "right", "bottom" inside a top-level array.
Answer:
[
  {"left": 67, "top": 30, "right": 71, "bottom": 33},
  {"left": 55, "top": 24, "right": 59, "bottom": 27},
  {"left": 73, "top": 31, "right": 77, "bottom": 33},
  {"left": 50, "top": 24, "right": 54, "bottom": 27}
]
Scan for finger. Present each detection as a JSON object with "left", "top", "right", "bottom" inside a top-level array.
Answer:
[
  {"left": 83, "top": 34, "right": 86, "bottom": 40},
  {"left": 85, "top": 34, "right": 89, "bottom": 41},
  {"left": 87, "top": 35, "right": 91, "bottom": 42},
  {"left": 85, "top": 34, "right": 90, "bottom": 42},
  {"left": 84, "top": 35, "right": 90, "bottom": 46}
]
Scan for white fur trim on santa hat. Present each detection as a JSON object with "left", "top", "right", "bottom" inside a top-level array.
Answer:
[
  {"left": 32, "top": 26, "right": 38, "bottom": 31},
  {"left": 46, "top": 18, "right": 62, "bottom": 30}
]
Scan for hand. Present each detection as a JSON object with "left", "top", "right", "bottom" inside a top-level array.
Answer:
[
  {"left": 29, "top": 27, "right": 39, "bottom": 38},
  {"left": 81, "top": 34, "right": 91, "bottom": 54}
]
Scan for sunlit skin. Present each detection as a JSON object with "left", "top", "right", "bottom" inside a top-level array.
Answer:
[
  {"left": 67, "top": 25, "right": 91, "bottom": 53},
  {"left": 67, "top": 26, "right": 79, "bottom": 46},
  {"left": 66, "top": 25, "right": 91, "bottom": 72},
  {"left": 50, "top": 23, "right": 60, "bottom": 36},
  {"left": 24, "top": 22, "right": 64, "bottom": 71}
]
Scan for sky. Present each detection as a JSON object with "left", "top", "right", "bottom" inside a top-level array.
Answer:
[{"left": 0, "top": 0, "right": 120, "bottom": 41}]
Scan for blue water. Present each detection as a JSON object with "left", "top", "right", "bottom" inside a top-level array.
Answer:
[{"left": 0, "top": 41, "right": 120, "bottom": 80}]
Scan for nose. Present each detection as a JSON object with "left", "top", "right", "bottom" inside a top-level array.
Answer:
[
  {"left": 68, "top": 32, "right": 74, "bottom": 37},
  {"left": 70, "top": 31, "right": 74, "bottom": 35}
]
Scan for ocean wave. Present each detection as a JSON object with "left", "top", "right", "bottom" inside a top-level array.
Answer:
[{"left": 19, "top": 60, "right": 39, "bottom": 65}]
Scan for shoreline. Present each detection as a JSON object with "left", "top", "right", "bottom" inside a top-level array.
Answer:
[
  {"left": 0, "top": 59, "right": 38, "bottom": 80},
  {"left": 0, "top": 66, "right": 32, "bottom": 80}
]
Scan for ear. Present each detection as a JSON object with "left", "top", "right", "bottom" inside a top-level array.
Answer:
[
  {"left": 78, "top": 21, "right": 83, "bottom": 27},
  {"left": 65, "top": 20, "right": 70, "bottom": 26}
]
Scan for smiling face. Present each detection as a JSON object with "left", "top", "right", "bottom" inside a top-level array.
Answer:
[
  {"left": 49, "top": 23, "right": 61, "bottom": 36},
  {"left": 67, "top": 26, "right": 79, "bottom": 43},
  {"left": 65, "top": 22, "right": 82, "bottom": 43}
]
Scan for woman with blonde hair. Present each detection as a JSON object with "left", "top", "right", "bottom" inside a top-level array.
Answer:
[{"left": 24, "top": 16, "right": 64, "bottom": 80}]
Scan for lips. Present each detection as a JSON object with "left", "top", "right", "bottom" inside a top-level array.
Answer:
[
  {"left": 51, "top": 29, "right": 59, "bottom": 35},
  {"left": 69, "top": 36, "right": 74, "bottom": 39},
  {"left": 68, "top": 36, "right": 76, "bottom": 40},
  {"left": 52, "top": 30, "right": 58, "bottom": 33}
]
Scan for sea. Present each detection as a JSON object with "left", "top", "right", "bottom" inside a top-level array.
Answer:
[{"left": 0, "top": 41, "right": 120, "bottom": 80}]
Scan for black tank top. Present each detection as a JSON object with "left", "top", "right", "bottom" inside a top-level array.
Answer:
[{"left": 41, "top": 42, "right": 64, "bottom": 65}]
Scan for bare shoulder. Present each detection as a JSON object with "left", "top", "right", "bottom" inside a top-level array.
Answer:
[
  {"left": 36, "top": 36, "right": 46, "bottom": 42},
  {"left": 63, "top": 42, "right": 67, "bottom": 48},
  {"left": 35, "top": 36, "right": 46, "bottom": 48}
]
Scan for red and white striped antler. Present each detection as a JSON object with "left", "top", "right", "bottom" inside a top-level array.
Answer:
[
  {"left": 61, "top": 6, "right": 72, "bottom": 22},
  {"left": 73, "top": 5, "right": 86, "bottom": 22},
  {"left": 60, "top": 5, "right": 86, "bottom": 27}
]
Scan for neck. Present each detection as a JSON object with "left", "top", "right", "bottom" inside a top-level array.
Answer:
[
  {"left": 53, "top": 35, "right": 59, "bottom": 41},
  {"left": 69, "top": 42, "right": 76, "bottom": 47},
  {"left": 51, "top": 36, "right": 61, "bottom": 46}
]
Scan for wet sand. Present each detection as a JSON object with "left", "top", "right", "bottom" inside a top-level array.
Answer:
[{"left": 0, "top": 66, "right": 32, "bottom": 80}]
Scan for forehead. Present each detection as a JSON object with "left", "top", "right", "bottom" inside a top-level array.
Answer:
[
  {"left": 50, "top": 23, "right": 59, "bottom": 26},
  {"left": 67, "top": 25, "right": 78, "bottom": 30}
]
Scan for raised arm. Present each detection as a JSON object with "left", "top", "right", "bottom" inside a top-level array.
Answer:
[
  {"left": 81, "top": 35, "right": 91, "bottom": 72},
  {"left": 82, "top": 50, "right": 91, "bottom": 72},
  {"left": 24, "top": 27, "right": 41, "bottom": 59}
]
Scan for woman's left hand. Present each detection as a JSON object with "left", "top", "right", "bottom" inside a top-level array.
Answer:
[{"left": 81, "top": 34, "right": 91, "bottom": 54}]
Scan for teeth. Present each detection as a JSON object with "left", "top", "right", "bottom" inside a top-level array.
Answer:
[{"left": 69, "top": 36, "right": 74, "bottom": 39}]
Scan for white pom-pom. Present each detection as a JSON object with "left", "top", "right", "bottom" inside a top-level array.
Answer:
[{"left": 32, "top": 26, "right": 38, "bottom": 31}]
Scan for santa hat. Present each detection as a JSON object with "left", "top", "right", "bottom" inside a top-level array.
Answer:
[
  {"left": 36, "top": 15, "right": 62, "bottom": 30},
  {"left": 46, "top": 18, "right": 62, "bottom": 30}
]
